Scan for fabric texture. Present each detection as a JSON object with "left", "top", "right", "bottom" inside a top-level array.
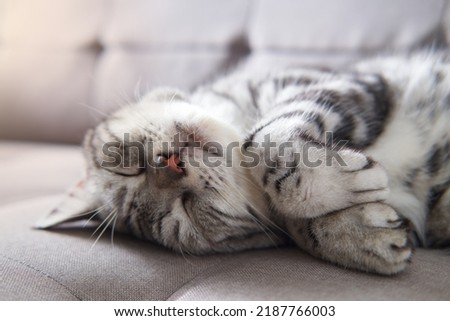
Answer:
[
  {"left": 1, "top": 192, "right": 449, "bottom": 300},
  {"left": 1, "top": 0, "right": 450, "bottom": 300}
]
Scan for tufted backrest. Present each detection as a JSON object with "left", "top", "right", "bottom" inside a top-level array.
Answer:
[{"left": 0, "top": 0, "right": 449, "bottom": 143}]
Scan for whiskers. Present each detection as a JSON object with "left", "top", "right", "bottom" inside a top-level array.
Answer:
[
  {"left": 81, "top": 203, "right": 109, "bottom": 227},
  {"left": 208, "top": 168, "right": 289, "bottom": 246},
  {"left": 77, "top": 102, "right": 110, "bottom": 123},
  {"left": 89, "top": 208, "right": 118, "bottom": 249},
  {"left": 215, "top": 169, "right": 289, "bottom": 246},
  {"left": 176, "top": 243, "right": 197, "bottom": 266}
]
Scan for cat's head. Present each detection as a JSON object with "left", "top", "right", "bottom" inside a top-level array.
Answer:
[{"left": 36, "top": 88, "right": 281, "bottom": 254}]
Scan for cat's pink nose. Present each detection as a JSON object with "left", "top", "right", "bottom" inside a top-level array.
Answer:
[{"left": 161, "top": 154, "right": 184, "bottom": 174}]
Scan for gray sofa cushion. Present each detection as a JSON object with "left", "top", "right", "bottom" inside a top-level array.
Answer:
[
  {"left": 1, "top": 191, "right": 449, "bottom": 300},
  {"left": 0, "top": 142, "right": 83, "bottom": 205}
]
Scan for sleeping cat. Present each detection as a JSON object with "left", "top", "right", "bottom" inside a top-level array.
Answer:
[{"left": 37, "top": 51, "right": 450, "bottom": 275}]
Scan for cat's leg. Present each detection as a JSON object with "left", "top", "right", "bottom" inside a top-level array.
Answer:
[
  {"left": 286, "top": 202, "right": 413, "bottom": 275},
  {"left": 243, "top": 73, "right": 415, "bottom": 273},
  {"left": 245, "top": 72, "right": 394, "bottom": 218},
  {"left": 427, "top": 187, "right": 450, "bottom": 247},
  {"left": 251, "top": 134, "right": 415, "bottom": 273},
  {"left": 246, "top": 134, "right": 389, "bottom": 219}
]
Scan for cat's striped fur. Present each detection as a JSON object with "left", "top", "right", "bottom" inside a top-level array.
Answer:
[{"left": 37, "top": 52, "right": 450, "bottom": 275}]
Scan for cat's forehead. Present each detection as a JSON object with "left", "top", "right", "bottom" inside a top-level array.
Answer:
[
  {"left": 105, "top": 100, "right": 241, "bottom": 145},
  {"left": 112, "top": 100, "right": 201, "bottom": 126}
]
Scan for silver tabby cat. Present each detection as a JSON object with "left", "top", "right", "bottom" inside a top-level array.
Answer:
[{"left": 37, "top": 52, "right": 450, "bottom": 275}]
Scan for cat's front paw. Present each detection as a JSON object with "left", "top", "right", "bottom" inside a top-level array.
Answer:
[
  {"left": 263, "top": 147, "right": 389, "bottom": 218},
  {"left": 290, "top": 202, "right": 414, "bottom": 275},
  {"left": 335, "top": 150, "right": 389, "bottom": 204}
]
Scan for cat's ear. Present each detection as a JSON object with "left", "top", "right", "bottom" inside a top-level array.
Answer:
[
  {"left": 142, "top": 87, "right": 188, "bottom": 103},
  {"left": 34, "top": 179, "right": 101, "bottom": 229}
]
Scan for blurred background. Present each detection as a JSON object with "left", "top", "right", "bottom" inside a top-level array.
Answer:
[{"left": 1, "top": 0, "right": 449, "bottom": 144}]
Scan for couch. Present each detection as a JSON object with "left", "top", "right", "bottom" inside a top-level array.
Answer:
[{"left": 1, "top": 0, "right": 450, "bottom": 300}]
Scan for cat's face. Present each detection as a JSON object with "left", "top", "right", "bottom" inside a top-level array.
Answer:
[{"left": 41, "top": 89, "right": 282, "bottom": 254}]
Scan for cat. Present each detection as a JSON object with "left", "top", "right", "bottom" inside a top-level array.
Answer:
[{"left": 36, "top": 51, "right": 450, "bottom": 275}]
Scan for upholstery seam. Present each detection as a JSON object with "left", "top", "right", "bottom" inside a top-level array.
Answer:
[{"left": 0, "top": 253, "right": 83, "bottom": 301}]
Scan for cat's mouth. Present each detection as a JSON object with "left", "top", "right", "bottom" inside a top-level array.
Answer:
[{"left": 153, "top": 153, "right": 188, "bottom": 188}]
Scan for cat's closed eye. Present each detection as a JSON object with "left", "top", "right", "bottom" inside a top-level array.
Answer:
[{"left": 202, "top": 143, "right": 223, "bottom": 157}]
